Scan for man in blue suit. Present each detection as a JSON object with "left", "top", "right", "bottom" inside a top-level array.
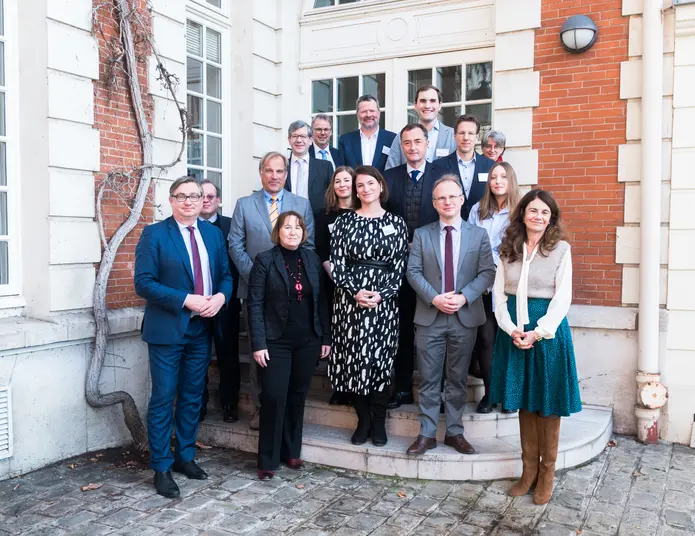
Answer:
[
  {"left": 338, "top": 94, "right": 396, "bottom": 174},
  {"left": 432, "top": 114, "right": 496, "bottom": 221},
  {"left": 135, "top": 176, "right": 233, "bottom": 498}
]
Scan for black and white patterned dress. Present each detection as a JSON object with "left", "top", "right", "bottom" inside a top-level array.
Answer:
[{"left": 328, "top": 211, "right": 408, "bottom": 395}]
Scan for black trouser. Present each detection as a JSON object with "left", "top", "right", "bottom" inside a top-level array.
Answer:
[
  {"left": 258, "top": 335, "right": 320, "bottom": 471},
  {"left": 394, "top": 281, "right": 417, "bottom": 394},
  {"left": 202, "top": 296, "right": 242, "bottom": 409},
  {"left": 469, "top": 292, "right": 496, "bottom": 397}
]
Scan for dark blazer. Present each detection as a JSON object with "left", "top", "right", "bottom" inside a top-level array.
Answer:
[
  {"left": 383, "top": 162, "right": 440, "bottom": 240},
  {"left": 338, "top": 128, "right": 397, "bottom": 173},
  {"left": 247, "top": 246, "right": 330, "bottom": 352},
  {"left": 309, "top": 144, "right": 343, "bottom": 168},
  {"left": 285, "top": 157, "right": 333, "bottom": 218},
  {"left": 135, "top": 216, "right": 234, "bottom": 345},
  {"left": 201, "top": 214, "right": 239, "bottom": 297},
  {"left": 432, "top": 151, "right": 496, "bottom": 220}
]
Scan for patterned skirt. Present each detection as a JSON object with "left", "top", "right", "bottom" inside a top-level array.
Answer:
[{"left": 490, "top": 296, "right": 582, "bottom": 417}]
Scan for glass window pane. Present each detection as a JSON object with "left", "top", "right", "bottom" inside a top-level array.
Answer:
[
  {"left": 363, "top": 73, "right": 385, "bottom": 107},
  {"left": 408, "top": 69, "right": 431, "bottom": 106},
  {"left": 0, "top": 142, "right": 6, "bottom": 187},
  {"left": 206, "top": 0, "right": 221, "bottom": 7},
  {"left": 436, "top": 65, "right": 462, "bottom": 103},
  {"left": 337, "top": 115, "right": 358, "bottom": 138},
  {"left": 206, "top": 65, "right": 221, "bottom": 99},
  {"left": 187, "top": 58, "right": 203, "bottom": 93},
  {"left": 0, "top": 191, "right": 7, "bottom": 235},
  {"left": 0, "top": 42, "right": 5, "bottom": 86},
  {"left": 312, "top": 79, "right": 333, "bottom": 113},
  {"left": 187, "top": 134, "right": 203, "bottom": 166},
  {"left": 337, "top": 77, "right": 358, "bottom": 112},
  {"left": 439, "top": 105, "right": 462, "bottom": 129},
  {"left": 207, "top": 135, "right": 222, "bottom": 168},
  {"left": 207, "top": 101, "right": 222, "bottom": 134},
  {"left": 466, "top": 62, "right": 493, "bottom": 101},
  {"left": 465, "top": 103, "right": 492, "bottom": 137},
  {"left": 0, "top": 242, "right": 8, "bottom": 285},
  {"left": 379, "top": 114, "right": 385, "bottom": 131},
  {"left": 338, "top": 0, "right": 359, "bottom": 4},
  {"left": 186, "top": 20, "right": 203, "bottom": 56},
  {"left": 313, "top": 0, "right": 334, "bottom": 6},
  {"left": 407, "top": 109, "right": 419, "bottom": 125},
  {"left": 0, "top": 0, "right": 4, "bottom": 37},
  {"left": 0, "top": 92, "right": 5, "bottom": 137},
  {"left": 207, "top": 171, "right": 222, "bottom": 195},
  {"left": 188, "top": 95, "right": 203, "bottom": 130},
  {"left": 187, "top": 168, "right": 204, "bottom": 181},
  {"left": 206, "top": 28, "right": 222, "bottom": 63}
]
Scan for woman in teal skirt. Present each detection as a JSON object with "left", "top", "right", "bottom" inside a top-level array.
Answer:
[{"left": 490, "top": 189, "right": 581, "bottom": 505}]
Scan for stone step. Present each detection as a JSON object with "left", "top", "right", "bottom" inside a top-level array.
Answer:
[{"left": 197, "top": 405, "right": 613, "bottom": 481}]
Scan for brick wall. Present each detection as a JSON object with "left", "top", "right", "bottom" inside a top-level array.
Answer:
[
  {"left": 93, "top": 1, "right": 153, "bottom": 309},
  {"left": 534, "top": 1, "right": 628, "bottom": 305}
]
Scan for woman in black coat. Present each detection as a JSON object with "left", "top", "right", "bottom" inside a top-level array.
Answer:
[{"left": 247, "top": 210, "right": 331, "bottom": 481}]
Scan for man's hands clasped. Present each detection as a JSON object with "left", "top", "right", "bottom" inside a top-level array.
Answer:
[
  {"left": 184, "top": 292, "right": 226, "bottom": 317},
  {"left": 432, "top": 291, "right": 467, "bottom": 315}
]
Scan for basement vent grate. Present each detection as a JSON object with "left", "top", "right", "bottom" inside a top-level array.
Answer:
[{"left": 0, "top": 386, "right": 12, "bottom": 460}]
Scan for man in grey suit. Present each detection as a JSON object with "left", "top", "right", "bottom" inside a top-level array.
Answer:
[
  {"left": 385, "top": 85, "right": 457, "bottom": 170},
  {"left": 405, "top": 174, "right": 495, "bottom": 455},
  {"left": 228, "top": 151, "right": 315, "bottom": 429}
]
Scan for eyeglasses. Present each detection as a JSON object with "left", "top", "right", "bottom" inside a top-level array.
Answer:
[
  {"left": 434, "top": 195, "right": 463, "bottom": 204},
  {"left": 172, "top": 194, "right": 202, "bottom": 203},
  {"left": 203, "top": 194, "right": 217, "bottom": 201},
  {"left": 289, "top": 135, "right": 310, "bottom": 141}
]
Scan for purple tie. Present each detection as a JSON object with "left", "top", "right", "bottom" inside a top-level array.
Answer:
[
  {"left": 187, "top": 226, "right": 204, "bottom": 295},
  {"left": 444, "top": 226, "right": 454, "bottom": 293}
]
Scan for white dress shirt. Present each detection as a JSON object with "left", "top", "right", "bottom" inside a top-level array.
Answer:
[
  {"left": 313, "top": 142, "right": 335, "bottom": 170},
  {"left": 439, "top": 217, "right": 462, "bottom": 293},
  {"left": 468, "top": 202, "right": 510, "bottom": 267},
  {"left": 290, "top": 154, "right": 310, "bottom": 199},
  {"left": 426, "top": 121, "right": 440, "bottom": 163},
  {"left": 176, "top": 219, "right": 213, "bottom": 308},
  {"left": 457, "top": 152, "right": 476, "bottom": 199},
  {"left": 406, "top": 161, "right": 427, "bottom": 182},
  {"left": 204, "top": 212, "right": 218, "bottom": 224},
  {"left": 360, "top": 127, "right": 379, "bottom": 166}
]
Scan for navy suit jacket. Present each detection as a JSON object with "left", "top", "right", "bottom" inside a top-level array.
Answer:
[
  {"left": 309, "top": 145, "right": 343, "bottom": 168},
  {"left": 135, "top": 216, "right": 234, "bottom": 345},
  {"left": 432, "top": 151, "right": 496, "bottom": 220},
  {"left": 285, "top": 157, "right": 333, "bottom": 218},
  {"left": 383, "top": 162, "right": 439, "bottom": 241},
  {"left": 338, "top": 128, "right": 397, "bottom": 173}
]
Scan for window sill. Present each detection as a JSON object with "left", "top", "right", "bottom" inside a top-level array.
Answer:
[{"left": 0, "top": 307, "right": 144, "bottom": 353}]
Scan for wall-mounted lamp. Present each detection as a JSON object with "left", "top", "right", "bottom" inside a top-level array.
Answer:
[{"left": 560, "top": 15, "right": 599, "bottom": 53}]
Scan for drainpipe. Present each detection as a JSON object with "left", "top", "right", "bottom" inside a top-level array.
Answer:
[{"left": 635, "top": 0, "right": 668, "bottom": 444}]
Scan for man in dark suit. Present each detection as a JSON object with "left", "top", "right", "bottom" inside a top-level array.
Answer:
[
  {"left": 285, "top": 120, "right": 333, "bottom": 217},
  {"left": 338, "top": 94, "right": 397, "bottom": 174},
  {"left": 199, "top": 179, "right": 241, "bottom": 424},
  {"left": 309, "top": 114, "right": 343, "bottom": 170},
  {"left": 383, "top": 124, "right": 440, "bottom": 409},
  {"left": 432, "top": 114, "right": 496, "bottom": 221},
  {"left": 134, "top": 176, "right": 233, "bottom": 498}
]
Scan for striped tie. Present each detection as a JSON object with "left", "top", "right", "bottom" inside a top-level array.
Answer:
[{"left": 269, "top": 196, "right": 279, "bottom": 228}]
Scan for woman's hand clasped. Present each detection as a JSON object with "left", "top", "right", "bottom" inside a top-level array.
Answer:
[
  {"left": 354, "top": 290, "right": 382, "bottom": 309},
  {"left": 253, "top": 349, "right": 270, "bottom": 367},
  {"left": 512, "top": 329, "right": 541, "bottom": 350},
  {"left": 320, "top": 345, "right": 331, "bottom": 359}
]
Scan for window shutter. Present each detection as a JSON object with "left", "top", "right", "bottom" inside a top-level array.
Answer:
[
  {"left": 186, "top": 20, "right": 202, "bottom": 56},
  {"left": 0, "top": 385, "right": 12, "bottom": 460},
  {"left": 206, "top": 28, "right": 221, "bottom": 63}
]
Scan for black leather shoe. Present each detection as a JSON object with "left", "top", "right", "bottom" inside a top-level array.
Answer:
[
  {"left": 502, "top": 408, "right": 517, "bottom": 414},
  {"left": 172, "top": 460, "right": 208, "bottom": 480},
  {"left": 476, "top": 396, "right": 493, "bottom": 414},
  {"left": 154, "top": 471, "right": 180, "bottom": 498},
  {"left": 222, "top": 404, "right": 238, "bottom": 423},
  {"left": 387, "top": 391, "right": 414, "bottom": 409}
]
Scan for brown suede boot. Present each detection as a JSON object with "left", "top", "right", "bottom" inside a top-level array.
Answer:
[
  {"left": 533, "top": 415, "right": 561, "bottom": 505},
  {"left": 509, "top": 409, "right": 539, "bottom": 497}
]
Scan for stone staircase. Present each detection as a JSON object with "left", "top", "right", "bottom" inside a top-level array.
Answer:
[{"left": 198, "top": 358, "right": 613, "bottom": 481}]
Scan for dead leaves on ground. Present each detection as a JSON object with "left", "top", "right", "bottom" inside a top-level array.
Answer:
[{"left": 80, "top": 483, "right": 103, "bottom": 492}]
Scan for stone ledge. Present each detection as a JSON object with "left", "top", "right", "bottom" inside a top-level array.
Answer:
[
  {"left": 0, "top": 307, "right": 144, "bottom": 353},
  {"left": 568, "top": 304, "right": 638, "bottom": 331}
]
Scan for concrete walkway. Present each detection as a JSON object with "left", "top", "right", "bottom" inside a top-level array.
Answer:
[{"left": 0, "top": 435, "right": 693, "bottom": 536}]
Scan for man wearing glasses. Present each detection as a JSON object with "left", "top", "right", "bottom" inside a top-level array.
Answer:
[
  {"left": 134, "top": 176, "right": 233, "bottom": 498},
  {"left": 285, "top": 120, "right": 333, "bottom": 217},
  {"left": 309, "top": 114, "right": 343, "bottom": 170}
]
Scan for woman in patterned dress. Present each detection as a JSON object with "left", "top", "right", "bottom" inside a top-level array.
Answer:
[
  {"left": 329, "top": 165, "right": 408, "bottom": 447},
  {"left": 490, "top": 189, "right": 581, "bottom": 505}
]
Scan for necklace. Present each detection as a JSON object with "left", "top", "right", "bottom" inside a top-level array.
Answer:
[{"left": 284, "top": 257, "right": 303, "bottom": 301}]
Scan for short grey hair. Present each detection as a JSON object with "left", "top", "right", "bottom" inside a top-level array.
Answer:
[
  {"left": 258, "top": 151, "right": 288, "bottom": 173},
  {"left": 169, "top": 176, "right": 202, "bottom": 196},
  {"left": 311, "top": 114, "right": 332, "bottom": 128},
  {"left": 288, "top": 120, "right": 312, "bottom": 138},
  {"left": 356, "top": 94, "right": 380, "bottom": 109},
  {"left": 483, "top": 130, "right": 506, "bottom": 148}
]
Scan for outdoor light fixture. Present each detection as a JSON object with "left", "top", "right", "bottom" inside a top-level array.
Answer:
[{"left": 560, "top": 15, "right": 598, "bottom": 53}]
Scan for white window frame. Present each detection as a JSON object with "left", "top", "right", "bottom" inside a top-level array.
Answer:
[
  {"left": 0, "top": 0, "right": 22, "bottom": 305},
  {"left": 185, "top": 3, "right": 231, "bottom": 208}
]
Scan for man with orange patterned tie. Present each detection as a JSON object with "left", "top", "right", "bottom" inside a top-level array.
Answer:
[{"left": 228, "top": 151, "right": 314, "bottom": 430}]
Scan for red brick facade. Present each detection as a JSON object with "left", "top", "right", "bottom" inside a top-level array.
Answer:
[
  {"left": 93, "top": 1, "right": 153, "bottom": 309},
  {"left": 534, "top": 1, "right": 629, "bottom": 305}
]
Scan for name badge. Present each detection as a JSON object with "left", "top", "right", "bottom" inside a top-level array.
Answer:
[
  {"left": 478, "top": 173, "right": 489, "bottom": 182},
  {"left": 328, "top": 223, "right": 335, "bottom": 233},
  {"left": 435, "top": 148, "right": 449, "bottom": 157},
  {"left": 382, "top": 224, "right": 396, "bottom": 236},
  {"left": 381, "top": 145, "right": 391, "bottom": 155}
]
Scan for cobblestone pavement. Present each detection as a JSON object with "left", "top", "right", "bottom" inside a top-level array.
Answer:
[{"left": 1, "top": 435, "right": 694, "bottom": 536}]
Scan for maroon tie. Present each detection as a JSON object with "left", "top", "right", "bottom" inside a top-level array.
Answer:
[
  {"left": 444, "top": 226, "right": 454, "bottom": 293},
  {"left": 187, "top": 226, "right": 204, "bottom": 295}
]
